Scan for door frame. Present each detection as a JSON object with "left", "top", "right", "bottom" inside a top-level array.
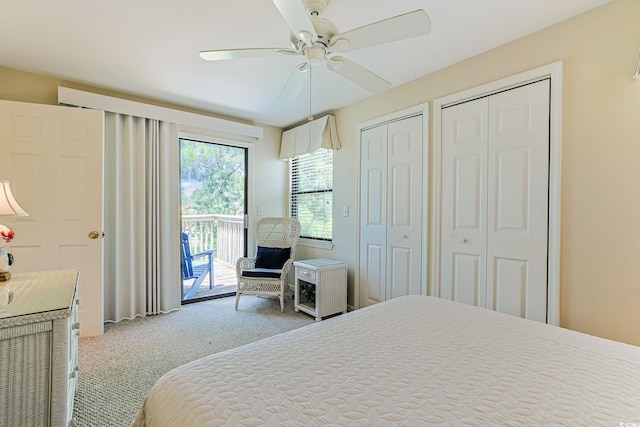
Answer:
[
  {"left": 354, "top": 103, "right": 429, "bottom": 310},
  {"left": 179, "top": 130, "right": 253, "bottom": 263},
  {"left": 179, "top": 133, "right": 254, "bottom": 231},
  {"left": 431, "top": 61, "right": 562, "bottom": 325}
]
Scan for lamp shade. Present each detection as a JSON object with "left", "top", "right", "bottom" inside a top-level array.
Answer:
[{"left": 0, "top": 181, "right": 28, "bottom": 216}]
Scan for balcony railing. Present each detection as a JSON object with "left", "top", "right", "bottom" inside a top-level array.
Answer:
[{"left": 182, "top": 214, "right": 244, "bottom": 266}]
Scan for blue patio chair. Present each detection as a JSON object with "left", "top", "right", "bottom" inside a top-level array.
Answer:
[{"left": 181, "top": 232, "right": 216, "bottom": 299}]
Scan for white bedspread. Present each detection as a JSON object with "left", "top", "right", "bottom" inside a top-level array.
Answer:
[{"left": 132, "top": 295, "right": 640, "bottom": 426}]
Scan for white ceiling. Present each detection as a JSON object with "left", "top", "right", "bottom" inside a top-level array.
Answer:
[{"left": 2, "top": 0, "right": 612, "bottom": 128}]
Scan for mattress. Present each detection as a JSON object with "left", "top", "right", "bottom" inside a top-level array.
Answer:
[{"left": 132, "top": 295, "right": 640, "bottom": 426}]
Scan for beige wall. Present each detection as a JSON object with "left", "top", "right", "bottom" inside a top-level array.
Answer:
[
  {"left": 315, "top": 0, "right": 639, "bottom": 345},
  {"left": 2, "top": 0, "right": 639, "bottom": 346},
  {"left": 0, "top": 65, "right": 288, "bottom": 244}
]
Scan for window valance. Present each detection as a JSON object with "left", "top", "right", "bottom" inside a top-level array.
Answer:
[
  {"left": 279, "top": 114, "right": 341, "bottom": 159},
  {"left": 58, "top": 86, "right": 263, "bottom": 140}
]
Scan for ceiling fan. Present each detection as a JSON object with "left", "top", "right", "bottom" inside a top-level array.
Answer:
[{"left": 199, "top": 0, "right": 431, "bottom": 101}]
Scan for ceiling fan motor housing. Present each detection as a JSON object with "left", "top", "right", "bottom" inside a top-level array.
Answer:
[
  {"left": 303, "top": 0, "right": 328, "bottom": 15},
  {"left": 290, "top": 16, "right": 338, "bottom": 49}
]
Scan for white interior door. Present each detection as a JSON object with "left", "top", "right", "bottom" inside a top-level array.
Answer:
[
  {"left": 0, "top": 100, "right": 104, "bottom": 336},
  {"left": 440, "top": 80, "right": 550, "bottom": 321},
  {"left": 359, "top": 115, "right": 423, "bottom": 308}
]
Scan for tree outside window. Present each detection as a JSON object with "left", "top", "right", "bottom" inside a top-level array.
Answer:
[{"left": 290, "top": 148, "right": 333, "bottom": 241}]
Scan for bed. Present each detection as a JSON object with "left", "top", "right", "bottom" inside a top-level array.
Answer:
[{"left": 132, "top": 295, "right": 640, "bottom": 426}]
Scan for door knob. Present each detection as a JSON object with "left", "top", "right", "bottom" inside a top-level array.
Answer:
[
  {"left": 459, "top": 237, "right": 468, "bottom": 244},
  {"left": 88, "top": 231, "right": 101, "bottom": 239}
]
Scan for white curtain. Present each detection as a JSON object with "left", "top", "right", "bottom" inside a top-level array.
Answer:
[{"left": 104, "top": 113, "right": 181, "bottom": 322}]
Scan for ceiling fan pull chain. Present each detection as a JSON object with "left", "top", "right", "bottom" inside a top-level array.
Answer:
[{"left": 308, "top": 65, "right": 314, "bottom": 121}]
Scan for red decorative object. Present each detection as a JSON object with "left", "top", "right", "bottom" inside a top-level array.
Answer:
[{"left": 0, "top": 224, "right": 14, "bottom": 245}]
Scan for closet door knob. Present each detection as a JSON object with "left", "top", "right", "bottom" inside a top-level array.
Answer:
[{"left": 459, "top": 238, "right": 468, "bottom": 244}]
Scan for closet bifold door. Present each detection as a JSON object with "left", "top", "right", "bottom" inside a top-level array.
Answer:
[
  {"left": 359, "top": 115, "right": 423, "bottom": 308},
  {"left": 440, "top": 80, "right": 550, "bottom": 322}
]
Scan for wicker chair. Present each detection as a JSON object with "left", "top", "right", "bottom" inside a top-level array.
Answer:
[{"left": 235, "top": 217, "right": 301, "bottom": 312}]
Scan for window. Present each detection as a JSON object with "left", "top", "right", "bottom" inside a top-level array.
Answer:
[{"left": 290, "top": 148, "right": 333, "bottom": 241}]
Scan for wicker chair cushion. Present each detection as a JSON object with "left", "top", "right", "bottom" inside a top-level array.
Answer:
[
  {"left": 241, "top": 268, "right": 283, "bottom": 279},
  {"left": 255, "top": 246, "right": 291, "bottom": 269}
]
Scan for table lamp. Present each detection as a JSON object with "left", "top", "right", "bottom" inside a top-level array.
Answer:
[{"left": 0, "top": 180, "right": 29, "bottom": 281}]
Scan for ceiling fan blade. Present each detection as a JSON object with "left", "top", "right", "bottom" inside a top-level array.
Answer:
[
  {"left": 327, "top": 57, "right": 391, "bottom": 94},
  {"left": 199, "top": 48, "right": 289, "bottom": 61},
  {"left": 328, "top": 9, "right": 431, "bottom": 53},
  {"left": 272, "top": 0, "right": 317, "bottom": 46},
  {"left": 278, "top": 63, "right": 310, "bottom": 101}
]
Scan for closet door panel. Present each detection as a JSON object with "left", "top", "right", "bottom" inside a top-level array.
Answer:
[
  {"left": 492, "top": 257, "right": 528, "bottom": 318},
  {"left": 455, "top": 155, "right": 483, "bottom": 229},
  {"left": 364, "top": 243, "right": 385, "bottom": 303},
  {"left": 486, "top": 80, "right": 550, "bottom": 322},
  {"left": 440, "top": 98, "right": 488, "bottom": 306},
  {"left": 359, "top": 125, "right": 388, "bottom": 306},
  {"left": 389, "top": 246, "right": 412, "bottom": 299},
  {"left": 452, "top": 253, "right": 481, "bottom": 306},
  {"left": 390, "top": 164, "right": 411, "bottom": 227},
  {"left": 494, "top": 148, "right": 530, "bottom": 231},
  {"left": 387, "top": 116, "right": 423, "bottom": 297},
  {"left": 366, "top": 168, "right": 385, "bottom": 226}
]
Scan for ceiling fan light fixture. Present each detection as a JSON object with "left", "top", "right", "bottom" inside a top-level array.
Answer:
[{"left": 305, "top": 44, "right": 326, "bottom": 64}]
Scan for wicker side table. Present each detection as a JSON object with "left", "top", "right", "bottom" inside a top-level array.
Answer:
[{"left": 294, "top": 259, "right": 347, "bottom": 321}]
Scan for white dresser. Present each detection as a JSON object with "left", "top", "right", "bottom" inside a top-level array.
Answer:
[{"left": 0, "top": 269, "right": 80, "bottom": 427}]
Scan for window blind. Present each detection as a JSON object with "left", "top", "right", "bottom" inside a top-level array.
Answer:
[{"left": 290, "top": 148, "right": 333, "bottom": 241}]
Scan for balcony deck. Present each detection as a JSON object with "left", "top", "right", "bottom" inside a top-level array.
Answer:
[
  {"left": 182, "top": 214, "right": 243, "bottom": 301},
  {"left": 183, "top": 259, "right": 237, "bottom": 300}
]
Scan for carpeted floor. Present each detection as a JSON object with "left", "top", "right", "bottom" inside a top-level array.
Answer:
[{"left": 73, "top": 294, "right": 314, "bottom": 427}]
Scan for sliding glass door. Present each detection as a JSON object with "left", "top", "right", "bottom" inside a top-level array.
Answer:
[{"left": 180, "top": 138, "right": 247, "bottom": 303}]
